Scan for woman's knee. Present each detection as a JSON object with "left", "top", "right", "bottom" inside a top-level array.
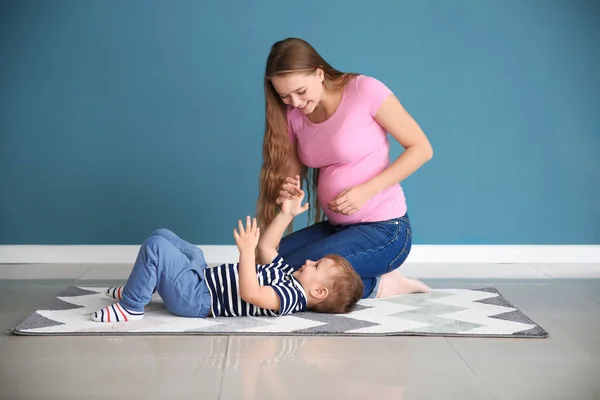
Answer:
[
  {"left": 343, "top": 231, "right": 412, "bottom": 277},
  {"left": 387, "top": 228, "right": 412, "bottom": 272}
]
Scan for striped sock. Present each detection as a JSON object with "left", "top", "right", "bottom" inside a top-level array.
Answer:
[
  {"left": 104, "top": 286, "right": 157, "bottom": 301},
  {"left": 105, "top": 287, "right": 124, "bottom": 300},
  {"left": 91, "top": 302, "right": 144, "bottom": 323}
]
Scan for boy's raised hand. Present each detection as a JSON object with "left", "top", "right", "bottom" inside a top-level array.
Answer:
[
  {"left": 281, "top": 185, "right": 309, "bottom": 217},
  {"left": 233, "top": 216, "right": 260, "bottom": 252}
]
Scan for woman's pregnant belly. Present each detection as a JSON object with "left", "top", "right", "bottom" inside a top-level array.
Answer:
[{"left": 317, "top": 158, "right": 407, "bottom": 225}]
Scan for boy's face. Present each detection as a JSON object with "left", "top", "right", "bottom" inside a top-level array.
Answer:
[{"left": 293, "top": 257, "right": 337, "bottom": 288}]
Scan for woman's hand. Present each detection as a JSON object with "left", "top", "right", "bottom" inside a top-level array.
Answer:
[
  {"left": 327, "top": 183, "right": 376, "bottom": 215},
  {"left": 275, "top": 175, "right": 301, "bottom": 206}
]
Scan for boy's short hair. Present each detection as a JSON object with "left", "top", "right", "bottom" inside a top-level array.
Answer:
[{"left": 310, "top": 254, "right": 364, "bottom": 314}]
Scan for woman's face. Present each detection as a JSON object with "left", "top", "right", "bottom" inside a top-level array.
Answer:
[{"left": 270, "top": 69, "right": 324, "bottom": 115}]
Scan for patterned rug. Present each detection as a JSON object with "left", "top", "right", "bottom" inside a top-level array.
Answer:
[{"left": 10, "top": 286, "right": 548, "bottom": 338}]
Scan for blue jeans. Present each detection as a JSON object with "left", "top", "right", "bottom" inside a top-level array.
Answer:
[
  {"left": 278, "top": 214, "right": 413, "bottom": 298},
  {"left": 120, "top": 229, "right": 212, "bottom": 318}
]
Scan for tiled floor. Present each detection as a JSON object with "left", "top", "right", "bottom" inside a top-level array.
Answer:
[{"left": 1, "top": 263, "right": 599, "bottom": 399}]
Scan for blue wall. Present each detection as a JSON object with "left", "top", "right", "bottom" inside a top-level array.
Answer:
[{"left": 1, "top": 0, "right": 598, "bottom": 245}]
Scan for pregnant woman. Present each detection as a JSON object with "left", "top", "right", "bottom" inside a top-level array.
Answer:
[{"left": 257, "top": 38, "right": 433, "bottom": 299}]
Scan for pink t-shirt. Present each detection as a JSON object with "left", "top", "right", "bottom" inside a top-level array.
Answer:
[{"left": 287, "top": 75, "right": 407, "bottom": 226}]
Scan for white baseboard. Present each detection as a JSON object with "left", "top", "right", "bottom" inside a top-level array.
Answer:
[{"left": 1, "top": 244, "right": 599, "bottom": 264}]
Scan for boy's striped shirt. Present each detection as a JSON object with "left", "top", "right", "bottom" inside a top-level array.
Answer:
[{"left": 204, "top": 255, "right": 307, "bottom": 317}]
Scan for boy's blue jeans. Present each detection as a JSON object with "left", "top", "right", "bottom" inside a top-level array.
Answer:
[
  {"left": 120, "top": 229, "right": 212, "bottom": 318},
  {"left": 278, "top": 214, "right": 413, "bottom": 299}
]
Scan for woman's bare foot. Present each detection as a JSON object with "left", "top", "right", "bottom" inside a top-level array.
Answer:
[{"left": 376, "top": 270, "right": 431, "bottom": 298}]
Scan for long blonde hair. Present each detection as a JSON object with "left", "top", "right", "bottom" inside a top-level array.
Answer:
[{"left": 257, "top": 38, "right": 358, "bottom": 230}]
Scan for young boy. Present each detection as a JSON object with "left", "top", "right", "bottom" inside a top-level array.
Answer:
[{"left": 91, "top": 189, "right": 363, "bottom": 322}]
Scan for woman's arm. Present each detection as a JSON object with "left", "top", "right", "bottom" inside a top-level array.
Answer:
[
  {"left": 368, "top": 94, "right": 433, "bottom": 193},
  {"left": 327, "top": 94, "right": 433, "bottom": 215},
  {"left": 288, "top": 138, "right": 304, "bottom": 179}
]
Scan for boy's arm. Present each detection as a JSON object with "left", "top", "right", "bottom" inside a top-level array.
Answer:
[
  {"left": 243, "top": 186, "right": 308, "bottom": 310},
  {"left": 258, "top": 180, "right": 308, "bottom": 264},
  {"left": 257, "top": 211, "right": 294, "bottom": 264},
  {"left": 234, "top": 217, "right": 282, "bottom": 311},
  {"left": 241, "top": 245, "right": 304, "bottom": 314},
  {"left": 238, "top": 248, "right": 281, "bottom": 311}
]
